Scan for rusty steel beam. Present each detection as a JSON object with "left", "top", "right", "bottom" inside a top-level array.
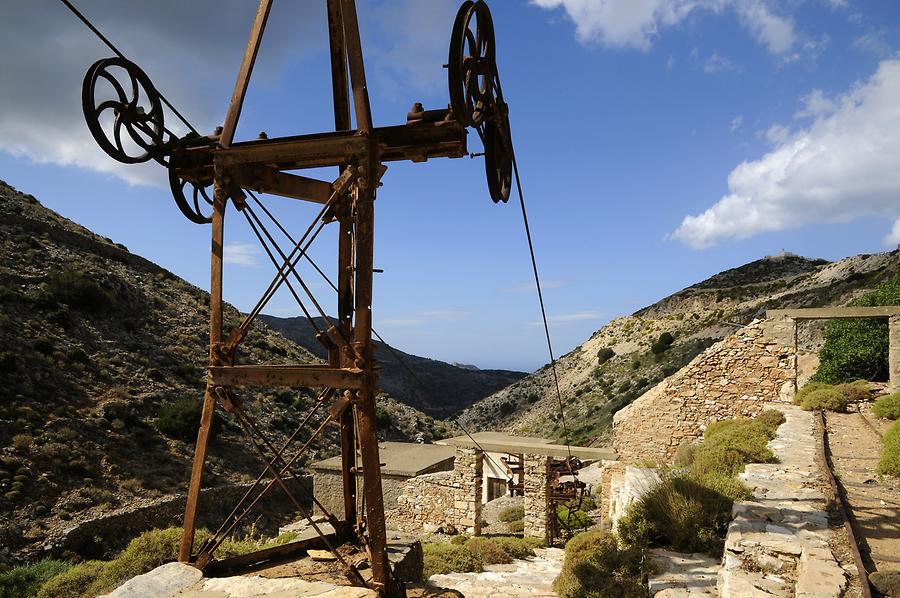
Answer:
[
  {"left": 179, "top": 171, "right": 228, "bottom": 563},
  {"left": 235, "top": 166, "right": 333, "bottom": 204},
  {"left": 174, "top": 123, "right": 466, "bottom": 172},
  {"left": 208, "top": 365, "right": 365, "bottom": 389},
  {"left": 220, "top": 0, "right": 274, "bottom": 148}
]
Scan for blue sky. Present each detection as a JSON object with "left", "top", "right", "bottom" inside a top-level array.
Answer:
[{"left": 2, "top": 0, "right": 899, "bottom": 371}]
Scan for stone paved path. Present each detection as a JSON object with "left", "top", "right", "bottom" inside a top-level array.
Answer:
[
  {"left": 427, "top": 548, "right": 564, "bottom": 598},
  {"left": 718, "top": 405, "right": 852, "bottom": 598}
]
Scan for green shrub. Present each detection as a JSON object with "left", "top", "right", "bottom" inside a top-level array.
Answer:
[
  {"left": 36, "top": 561, "right": 105, "bottom": 598},
  {"left": 498, "top": 505, "right": 524, "bottom": 523},
  {"left": 795, "top": 382, "right": 834, "bottom": 405},
  {"left": 557, "top": 506, "right": 592, "bottom": 530},
  {"left": 0, "top": 560, "right": 70, "bottom": 598},
  {"left": 811, "top": 273, "right": 900, "bottom": 383},
  {"left": 873, "top": 392, "right": 900, "bottom": 420},
  {"left": 692, "top": 413, "right": 779, "bottom": 478},
  {"left": 617, "top": 475, "right": 734, "bottom": 555},
  {"left": 597, "top": 348, "right": 615, "bottom": 365},
  {"left": 465, "top": 537, "right": 512, "bottom": 565},
  {"left": 798, "top": 388, "right": 849, "bottom": 413},
  {"left": 423, "top": 543, "right": 480, "bottom": 578},
  {"left": 552, "top": 530, "right": 649, "bottom": 598},
  {"left": 491, "top": 536, "right": 542, "bottom": 560},
  {"left": 507, "top": 519, "right": 524, "bottom": 533},
  {"left": 836, "top": 382, "right": 871, "bottom": 403},
  {"left": 41, "top": 269, "right": 114, "bottom": 313},
  {"left": 157, "top": 395, "right": 218, "bottom": 442},
  {"left": 877, "top": 421, "right": 900, "bottom": 477}
]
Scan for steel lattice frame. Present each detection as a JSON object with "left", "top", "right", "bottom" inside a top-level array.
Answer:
[{"left": 75, "top": 0, "right": 514, "bottom": 594}]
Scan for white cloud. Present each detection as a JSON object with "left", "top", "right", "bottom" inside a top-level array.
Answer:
[
  {"left": 734, "top": 2, "right": 795, "bottom": 54},
  {"left": 531, "top": 0, "right": 794, "bottom": 54},
  {"left": 730, "top": 116, "right": 743, "bottom": 132},
  {"left": 223, "top": 243, "right": 261, "bottom": 267},
  {"left": 884, "top": 219, "right": 900, "bottom": 246},
  {"left": 764, "top": 123, "right": 790, "bottom": 144},
  {"left": 704, "top": 52, "right": 739, "bottom": 74},
  {"left": 671, "top": 59, "right": 900, "bottom": 249}
]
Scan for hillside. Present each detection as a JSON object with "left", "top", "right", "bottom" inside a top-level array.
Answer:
[
  {"left": 0, "top": 180, "right": 445, "bottom": 558},
  {"left": 260, "top": 315, "right": 526, "bottom": 418},
  {"left": 458, "top": 251, "right": 899, "bottom": 445}
]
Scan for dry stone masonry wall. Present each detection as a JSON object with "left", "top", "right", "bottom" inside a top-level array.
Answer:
[
  {"left": 387, "top": 447, "right": 482, "bottom": 535},
  {"left": 613, "top": 319, "right": 795, "bottom": 464},
  {"left": 522, "top": 454, "right": 551, "bottom": 542}
]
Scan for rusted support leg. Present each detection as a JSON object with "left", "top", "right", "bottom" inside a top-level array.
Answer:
[
  {"left": 179, "top": 172, "right": 227, "bottom": 563},
  {"left": 353, "top": 179, "right": 399, "bottom": 594}
]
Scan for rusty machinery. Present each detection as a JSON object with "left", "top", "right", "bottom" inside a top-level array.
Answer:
[{"left": 75, "top": 0, "right": 513, "bottom": 595}]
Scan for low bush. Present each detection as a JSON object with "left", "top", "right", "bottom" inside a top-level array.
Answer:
[
  {"left": 507, "top": 519, "right": 524, "bottom": 533},
  {"left": 691, "top": 411, "right": 781, "bottom": 477},
  {"left": 36, "top": 561, "right": 105, "bottom": 598},
  {"left": 597, "top": 347, "right": 615, "bottom": 365},
  {"left": 552, "top": 530, "right": 649, "bottom": 598},
  {"left": 465, "top": 537, "right": 512, "bottom": 565},
  {"left": 498, "top": 504, "right": 524, "bottom": 523},
  {"left": 795, "top": 382, "right": 833, "bottom": 404},
  {"left": 0, "top": 560, "right": 70, "bottom": 598},
  {"left": 617, "top": 475, "right": 734, "bottom": 555},
  {"left": 798, "top": 387, "right": 849, "bottom": 413},
  {"left": 157, "top": 395, "right": 218, "bottom": 442},
  {"left": 41, "top": 268, "right": 114, "bottom": 313},
  {"left": 31, "top": 527, "right": 296, "bottom": 597},
  {"left": 837, "top": 381, "right": 871, "bottom": 403},
  {"left": 873, "top": 392, "right": 900, "bottom": 420},
  {"left": 422, "top": 536, "right": 540, "bottom": 579},
  {"left": 557, "top": 506, "right": 592, "bottom": 531},
  {"left": 491, "top": 536, "right": 542, "bottom": 560},
  {"left": 423, "top": 543, "right": 480, "bottom": 578},
  {"left": 877, "top": 421, "right": 900, "bottom": 477}
]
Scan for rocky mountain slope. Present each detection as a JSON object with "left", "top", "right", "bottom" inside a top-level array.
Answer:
[
  {"left": 260, "top": 315, "right": 526, "bottom": 418},
  {"left": 458, "top": 251, "right": 899, "bottom": 445},
  {"left": 0, "top": 180, "right": 445, "bottom": 557}
]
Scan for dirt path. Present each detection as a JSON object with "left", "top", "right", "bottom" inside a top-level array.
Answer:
[{"left": 826, "top": 405, "right": 900, "bottom": 576}]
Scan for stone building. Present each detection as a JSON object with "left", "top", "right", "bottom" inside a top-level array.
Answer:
[
  {"left": 385, "top": 433, "right": 614, "bottom": 542},
  {"left": 310, "top": 442, "right": 455, "bottom": 516}
]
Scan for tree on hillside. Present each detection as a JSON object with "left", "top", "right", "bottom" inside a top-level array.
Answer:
[{"left": 811, "top": 272, "right": 900, "bottom": 383}]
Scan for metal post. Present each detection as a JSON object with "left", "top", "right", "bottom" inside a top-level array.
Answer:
[
  {"left": 179, "top": 168, "right": 227, "bottom": 563},
  {"left": 327, "top": 0, "right": 358, "bottom": 537}
]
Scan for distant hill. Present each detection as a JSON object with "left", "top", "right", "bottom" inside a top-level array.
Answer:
[
  {"left": 0, "top": 180, "right": 445, "bottom": 557},
  {"left": 260, "top": 315, "right": 526, "bottom": 419},
  {"left": 459, "top": 251, "right": 899, "bottom": 445}
]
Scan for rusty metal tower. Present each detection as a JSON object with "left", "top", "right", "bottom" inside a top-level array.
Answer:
[{"left": 74, "top": 0, "right": 513, "bottom": 594}]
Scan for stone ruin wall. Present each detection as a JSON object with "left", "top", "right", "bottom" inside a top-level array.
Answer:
[
  {"left": 612, "top": 318, "right": 795, "bottom": 465},
  {"left": 386, "top": 447, "right": 483, "bottom": 535},
  {"left": 386, "top": 448, "right": 552, "bottom": 541}
]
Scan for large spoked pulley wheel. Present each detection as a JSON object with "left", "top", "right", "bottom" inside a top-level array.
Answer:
[
  {"left": 483, "top": 108, "right": 512, "bottom": 203},
  {"left": 82, "top": 57, "right": 167, "bottom": 165},
  {"left": 169, "top": 168, "right": 213, "bottom": 224},
  {"left": 448, "top": 0, "right": 497, "bottom": 128}
]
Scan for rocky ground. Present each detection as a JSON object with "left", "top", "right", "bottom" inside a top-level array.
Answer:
[{"left": 427, "top": 547, "right": 564, "bottom": 598}]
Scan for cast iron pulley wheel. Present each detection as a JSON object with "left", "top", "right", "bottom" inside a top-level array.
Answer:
[
  {"left": 169, "top": 168, "right": 213, "bottom": 224},
  {"left": 82, "top": 57, "right": 167, "bottom": 165},
  {"left": 448, "top": 0, "right": 497, "bottom": 128},
  {"left": 483, "top": 107, "right": 512, "bottom": 202}
]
